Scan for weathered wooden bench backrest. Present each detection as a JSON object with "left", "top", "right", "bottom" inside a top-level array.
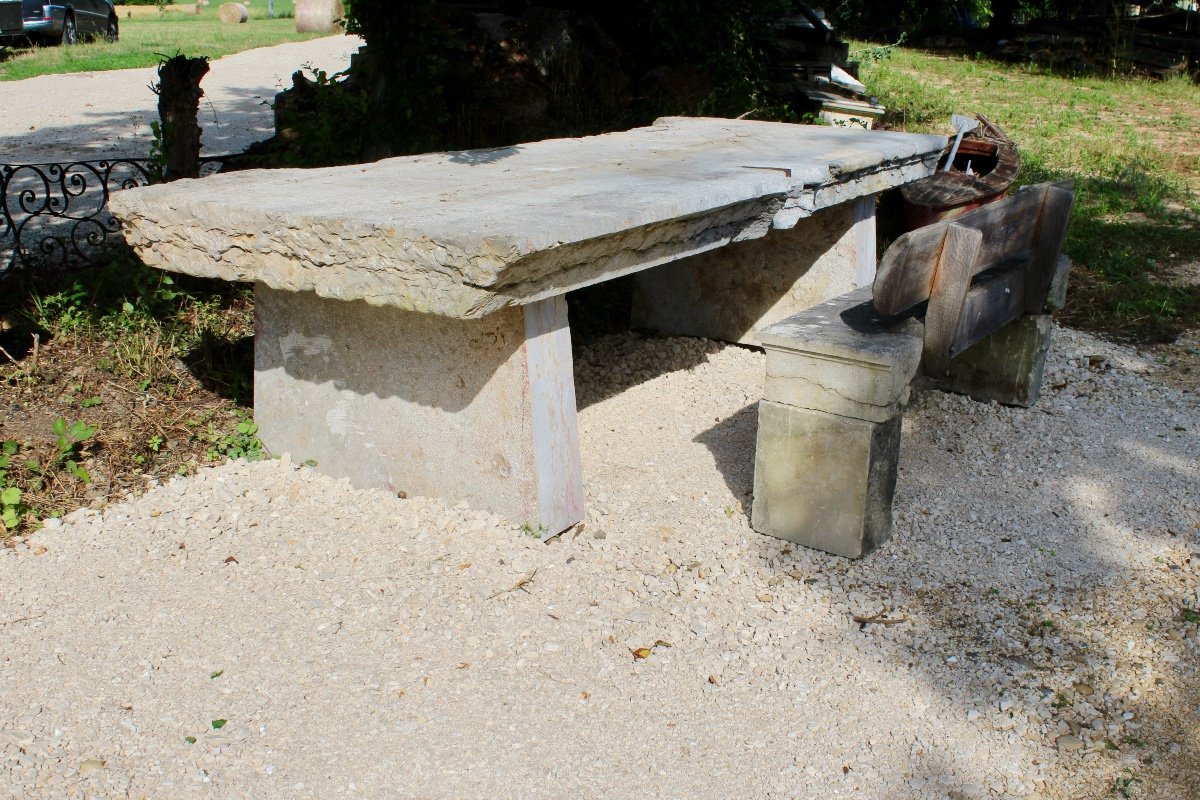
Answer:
[{"left": 873, "top": 180, "right": 1074, "bottom": 375}]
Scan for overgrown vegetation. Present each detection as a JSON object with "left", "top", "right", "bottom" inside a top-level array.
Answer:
[
  {"left": 859, "top": 45, "right": 1200, "bottom": 342},
  {"left": 0, "top": 253, "right": 263, "bottom": 536},
  {"left": 248, "top": 0, "right": 794, "bottom": 166},
  {"left": 0, "top": 0, "right": 319, "bottom": 81}
]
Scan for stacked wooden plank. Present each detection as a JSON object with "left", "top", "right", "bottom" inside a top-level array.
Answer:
[{"left": 758, "top": 3, "right": 886, "bottom": 128}]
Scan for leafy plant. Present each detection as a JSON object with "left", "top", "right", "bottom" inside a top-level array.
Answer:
[
  {"left": 1113, "top": 769, "right": 1138, "bottom": 798},
  {"left": 52, "top": 417, "right": 96, "bottom": 485},
  {"left": 1, "top": 441, "right": 27, "bottom": 531},
  {"left": 205, "top": 417, "right": 265, "bottom": 462},
  {"left": 520, "top": 521, "right": 548, "bottom": 538},
  {"left": 850, "top": 35, "right": 906, "bottom": 64},
  {"left": 28, "top": 282, "right": 89, "bottom": 335}
]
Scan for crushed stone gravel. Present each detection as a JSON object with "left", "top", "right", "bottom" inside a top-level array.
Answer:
[{"left": 1, "top": 324, "right": 1197, "bottom": 799}]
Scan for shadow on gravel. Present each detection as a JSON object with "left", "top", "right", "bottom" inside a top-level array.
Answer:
[
  {"left": 2, "top": 85, "right": 282, "bottom": 162},
  {"left": 846, "top": 390, "right": 1197, "bottom": 795},
  {"left": 569, "top": 278, "right": 714, "bottom": 411},
  {"left": 693, "top": 402, "right": 757, "bottom": 522},
  {"left": 685, "top": 354, "right": 1199, "bottom": 796}
]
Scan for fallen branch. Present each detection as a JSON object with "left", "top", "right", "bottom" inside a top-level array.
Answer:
[
  {"left": 488, "top": 567, "right": 538, "bottom": 600},
  {"left": 852, "top": 611, "right": 909, "bottom": 627}
]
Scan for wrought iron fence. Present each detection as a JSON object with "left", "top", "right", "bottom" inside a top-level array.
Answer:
[{"left": 1, "top": 156, "right": 226, "bottom": 277}]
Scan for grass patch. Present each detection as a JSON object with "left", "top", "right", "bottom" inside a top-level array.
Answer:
[
  {"left": 858, "top": 46, "right": 1200, "bottom": 343},
  {"left": 0, "top": 0, "right": 327, "bottom": 81},
  {"left": 0, "top": 252, "right": 261, "bottom": 537}
]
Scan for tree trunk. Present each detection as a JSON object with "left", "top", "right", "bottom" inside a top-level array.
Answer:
[{"left": 156, "top": 55, "right": 210, "bottom": 181}]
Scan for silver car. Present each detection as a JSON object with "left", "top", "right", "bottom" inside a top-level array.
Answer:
[{"left": 0, "top": 0, "right": 118, "bottom": 46}]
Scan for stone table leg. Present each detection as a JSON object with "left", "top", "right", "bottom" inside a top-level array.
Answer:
[
  {"left": 254, "top": 286, "right": 584, "bottom": 536},
  {"left": 630, "top": 197, "right": 877, "bottom": 345}
]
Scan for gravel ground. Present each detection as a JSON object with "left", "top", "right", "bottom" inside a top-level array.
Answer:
[
  {"left": 1, "top": 324, "right": 1198, "bottom": 799},
  {"left": 0, "top": 35, "right": 362, "bottom": 162}
]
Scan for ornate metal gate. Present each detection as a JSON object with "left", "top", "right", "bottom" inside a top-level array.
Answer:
[{"left": 1, "top": 156, "right": 225, "bottom": 276}]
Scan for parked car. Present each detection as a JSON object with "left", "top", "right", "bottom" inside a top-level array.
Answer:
[
  {"left": 0, "top": 0, "right": 22, "bottom": 40},
  {"left": 0, "top": 0, "right": 118, "bottom": 46}
]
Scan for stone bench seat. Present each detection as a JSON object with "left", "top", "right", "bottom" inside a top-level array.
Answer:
[{"left": 751, "top": 181, "right": 1075, "bottom": 558}]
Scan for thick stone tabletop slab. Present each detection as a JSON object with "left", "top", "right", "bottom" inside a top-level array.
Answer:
[{"left": 110, "top": 117, "right": 944, "bottom": 319}]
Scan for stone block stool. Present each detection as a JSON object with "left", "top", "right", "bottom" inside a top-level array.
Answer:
[{"left": 752, "top": 288, "right": 923, "bottom": 558}]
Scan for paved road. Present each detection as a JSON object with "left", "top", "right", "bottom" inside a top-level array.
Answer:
[{"left": 0, "top": 35, "right": 362, "bottom": 163}]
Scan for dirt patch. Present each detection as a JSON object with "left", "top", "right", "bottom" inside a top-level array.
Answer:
[
  {"left": 0, "top": 271, "right": 256, "bottom": 538},
  {"left": 1146, "top": 329, "right": 1200, "bottom": 394}
]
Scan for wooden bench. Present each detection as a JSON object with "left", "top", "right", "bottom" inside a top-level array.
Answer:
[{"left": 751, "top": 181, "right": 1074, "bottom": 558}]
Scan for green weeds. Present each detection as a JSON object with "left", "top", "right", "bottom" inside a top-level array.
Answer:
[
  {"left": 204, "top": 416, "right": 265, "bottom": 463},
  {"left": 52, "top": 417, "right": 96, "bottom": 484},
  {"left": 0, "top": 417, "right": 95, "bottom": 533},
  {"left": 1, "top": 252, "right": 257, "bottom": 538},
  {"left": 520, "top": 521, "right": 549, "bottom": 538},
  {"left": 17, "top": 252, "right": 252, "bottom": 393},
  {"left": 0, "top": 440, "right": 25, "bottom": 531},
  {"left": 1113, "top": 769, "right": 1139, "bottom": 798}
]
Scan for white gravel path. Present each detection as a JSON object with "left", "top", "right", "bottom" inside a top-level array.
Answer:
[
  {"left": 1, "top": 324, "right": 1197, "bottom": 799},
  {"left": 0, "top": 35, "right": 362, "bottom": 162}
]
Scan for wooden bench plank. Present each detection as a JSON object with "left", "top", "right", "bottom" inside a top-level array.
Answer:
[
  {"left": 1023, "top": 184, "right": 1075, "bottom": 314},
  {"left": 921, "top": 223, "right": 983, "bottom": 376},
  {"left": 873, "top": 186, "right": 1046, "bottom": 317},
  {"left": 951, "top": 262, "right": 1028, "bottom": 357}
]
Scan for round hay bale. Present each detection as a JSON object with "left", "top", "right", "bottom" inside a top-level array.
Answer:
[
  {"left": 218, "top": 2, "right": 248, "bottom": 23},
  {"left": 295, "top": 0, "right": 344, "bottom": 33}
]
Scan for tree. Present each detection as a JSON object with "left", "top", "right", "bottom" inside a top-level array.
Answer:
[{"left": 320, "top": 0, "right": 791, "bottom": 161}]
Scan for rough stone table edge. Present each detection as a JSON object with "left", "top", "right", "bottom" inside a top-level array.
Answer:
[{"left": 111, "top": 137, "right": 942, "bottom": 320}]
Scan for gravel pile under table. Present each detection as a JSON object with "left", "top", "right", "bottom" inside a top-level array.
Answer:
[{"left": 1, "top": 324, "right": 1197, "bottom": 799}]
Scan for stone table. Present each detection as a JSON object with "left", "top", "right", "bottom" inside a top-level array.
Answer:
[{"left": 110, "top": 117, "right": 945, "bottom": 536}]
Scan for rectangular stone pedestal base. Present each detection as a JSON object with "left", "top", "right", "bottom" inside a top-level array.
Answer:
[
  {"left": 941, "top": 314, "right": 1052, "bottom": 407},
  {"left": 254, "top": 285, "right": 584, "bottom": 536},
  {"left": 750, "top": 287, "right": 922, "bottom": 558},
  {"left": 630, "top": 198, "right": 876, "bottom": 344},
  {"left": 752, "top": 401, "right": 902, "bottom": 559}
]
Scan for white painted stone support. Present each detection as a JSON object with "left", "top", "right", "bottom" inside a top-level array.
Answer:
[
  {"left": 853, "top": 195, "right": 877, "bottom": 287},
  {"left": 629, "top": 200, "right": 876, "bottom": 345},
  {"left": 254, "top": 286, "right": 583, "bottom": 536},
  {"left": 751, "top": 287, "right": 923, "bottom": 558}
]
